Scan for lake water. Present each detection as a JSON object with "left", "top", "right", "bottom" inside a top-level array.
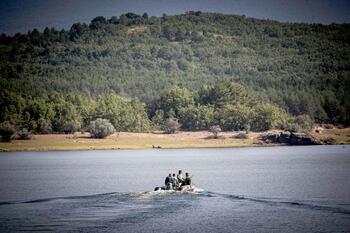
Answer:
[{"left": 0, "top": 145, "right": 349, "bottom": 232}]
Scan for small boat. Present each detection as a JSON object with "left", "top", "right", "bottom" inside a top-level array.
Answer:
[{"left": 154, "top": 185, "right": 203, "bottom": 193}]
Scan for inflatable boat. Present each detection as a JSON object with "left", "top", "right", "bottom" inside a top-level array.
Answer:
[{"left": 154, "top": 185, "right": 203, "bottom": 192}]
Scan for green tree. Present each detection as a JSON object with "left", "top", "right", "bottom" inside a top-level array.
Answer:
[
  {"left": 294, "top": 114, "right": 314, "bottom": 132},
  {"left": 61, "top": 120, "right": 81, "bottom": 134},
  {"left": 178, "top": 104, "right": 214, "bottom": 130},
  {"left": 191, "top": 30, "right": 203, "bottom": 42},
  {"left": 94, "top": 94, "right": 151, "bottom": 132},
  {"left": 37, "top": 118, "right": 52, "bottom": 134},
  {"left": 197, "top": 82, "right": 254, "bottom": 108},
  {"left": 0, "top": 91, "right": 26, "bottom": 126},
  {"left": 157, "top": 86, "right": 194, "bottom": 118},
  {"left": 217, "top": 104, "right": 251, "bottom": 131},
  {"left": 151, "top": 110, "right": 165, "bottom": 130},
  {"left": 51, "top": 97, "right": 82, "bottom": 132},
  {"left": 142, "top": 13, "right": 149, "bottom": 20},
  {"left": 69, "top": 23, "right": 88, "bottom": 41},
  {"left": 0, "top": 121, "right": 16, "bottom": 142},
  {"left": 175, "top": 28, "right": 186, "bottom": 41},
  {"left": 90, "top": 16, "right": 107, "bottom": 29},
  {"left": 250, "top": 103, "right": 285, "bottom": 131},
  {"left": 163, "top": 25, "right": 175, "bottom": 40}
]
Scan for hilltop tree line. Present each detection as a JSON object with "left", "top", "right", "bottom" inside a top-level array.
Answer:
[{"left": 0, "top": 12, "right": 349, "bottom": 128}]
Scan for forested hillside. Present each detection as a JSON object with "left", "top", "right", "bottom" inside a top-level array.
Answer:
[{"left": 1, "top": 12, "right": 349, "bottom": 134}]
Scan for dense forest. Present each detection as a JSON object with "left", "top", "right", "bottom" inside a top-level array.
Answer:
[{"left": 0, "top": 12, "right": 349, "bottom": 135}]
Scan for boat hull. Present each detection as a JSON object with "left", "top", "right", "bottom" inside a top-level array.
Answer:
[{"left": 154, "top": 185, "right": 202, "bottom": 192}]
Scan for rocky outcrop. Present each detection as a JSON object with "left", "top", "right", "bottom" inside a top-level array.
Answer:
[
  {"left": 260, "top": 131, "right": 323, "bottom": 145},
  {"left": 260, "top": 133, "right": 279, "bottom": 143},
  {"left": 278, "top": 132, "right": 291, "bottom": 143},
  {"left": 289, "top": 133, "right": 323, "bottom": 145}
]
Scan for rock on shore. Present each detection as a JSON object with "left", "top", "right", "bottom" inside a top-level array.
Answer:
[{"left": 260, "top": 132, "right": 324, "bottom": 145}]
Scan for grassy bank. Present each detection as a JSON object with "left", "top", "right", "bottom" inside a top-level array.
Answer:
[
  {"left": 311, "top": 127, "right": 350, "bottom": 145},
  {"left": 0, "top": 131, "right": 256, "bottom": 152},
  {"left": 0, "top": 128, "right": 349, "bottom": 152}
]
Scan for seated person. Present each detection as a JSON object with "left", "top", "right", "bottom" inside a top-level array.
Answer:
[
  {"left": 171, "top": 173, "right": 178, "bottom": 188},
  {"left": 165, "top": 173, "right": 171, "bottom": 186},
  {"left": 177, "top": 170, "right": 184, "bottom": 186},
  {"left": 184, "top": 172, "right": 191, "bottom": 185}
]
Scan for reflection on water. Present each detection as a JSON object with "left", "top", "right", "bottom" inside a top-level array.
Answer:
[{"left": 0, "top": 145, "right": 349, "bottom": 232}]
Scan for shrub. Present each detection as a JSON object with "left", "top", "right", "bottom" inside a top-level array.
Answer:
[
  {"left": 210, "top": 125, "right": 221, "bottom": 139},
  {"left": 280, "top": 115, "right": 314, "bottom": 133},
  {"left": 294, "top": 114, "right": 313, "bottom": 132},
  {"left": 89, "top": 118, "right": 116, "bottom": 138},
  {"left": 234, "top": 132, "right": 248, "bottom": 139},
  {"left": 61, "top": 120, "right": 81, "bottom": 134},
  {"left": 243, "top": 124, "right": 251, "bottom": 133},
  {"left": 0, "top": 121, "right": 16, "bottom": 142},
  {"left": 18, "top": 128, "right": 32, "bottom": 140},
  {"left": 164, "top": 118, "right": 181, "bottom": 134},
  {"left": 37, "top": 118, "right": 52, "bottom": 134}
]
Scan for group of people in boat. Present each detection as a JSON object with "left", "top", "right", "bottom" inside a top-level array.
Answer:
[{"left": 164, "top": 170, "right": 191, "bottom": 190}]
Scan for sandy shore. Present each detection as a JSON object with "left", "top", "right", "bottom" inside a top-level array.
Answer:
[{"left": 0, "top": 128, "right": 349, "bottom": 152}]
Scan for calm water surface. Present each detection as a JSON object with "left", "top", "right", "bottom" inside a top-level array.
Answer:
[{"left": 0, "top": 145, "right": 349, "bottom": 232}]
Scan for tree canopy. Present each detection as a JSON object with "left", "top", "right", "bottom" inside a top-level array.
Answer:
[{"left": 1, "top": 12, "right": 349, "bottom": 133}]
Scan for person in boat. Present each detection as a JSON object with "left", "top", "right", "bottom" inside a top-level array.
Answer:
[
  {"left": 184, "top": 172, "right": 191, "bottom": 186},
  {"left": 177, "top": 170, "right": 184, "bottom": 186},
  {"left": 165, "top": 173, "right": 173, "bottom": 190},
  {"left": 171, "top": 173, "right": 179, "bottom": 189},
  {"left": 165, "top": 173, "right": 171, "bottom": 186}
]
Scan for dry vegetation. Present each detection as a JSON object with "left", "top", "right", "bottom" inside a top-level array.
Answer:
[
  {"left": 0, "top": 131, "right": 256, "bottom": 152},
  {"left": 127, "top": 26, "right": 148, "bottom": 34},
  {"left": 311, "top": 127, "right": 350, "bottom": 145},
  {"left": 0, "top": 127, "right": 348, "bottom": 152}
]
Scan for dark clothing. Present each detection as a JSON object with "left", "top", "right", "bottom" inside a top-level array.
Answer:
[
  {"left": 184, "top": 177, "right": 191, "bottom": 185},
  {"left": 165, "top": 176, "right": 170, "bottom": 185}
]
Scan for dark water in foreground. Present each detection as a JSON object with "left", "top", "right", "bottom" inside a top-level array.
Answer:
[{"left": 0, "top": 145, "right": 349, "bottom": 232}]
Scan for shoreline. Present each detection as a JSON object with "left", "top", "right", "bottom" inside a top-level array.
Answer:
[
  {"left": 0, "top": 143, "right": 285, "bottom": 153},
  {"left": 0, "top": 128, "right": 349, "bottom": 152},
  {"left": 0, "top": 131, "right": 257, "bottom": 152}
]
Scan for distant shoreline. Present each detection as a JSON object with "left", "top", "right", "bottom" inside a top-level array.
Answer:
[{"left": 0, "top": 128, "right": 349, "bottom": 152}]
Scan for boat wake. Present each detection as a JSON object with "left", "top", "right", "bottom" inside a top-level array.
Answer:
[
  {"left": 1, "top": 189, "right": 349, "bottom": 216},
  {"left": 1, "top": 189, "right": 350, "bottom": 233},
  {"left": 208, "top": 192, "right": 350, "bottom": 215}
]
